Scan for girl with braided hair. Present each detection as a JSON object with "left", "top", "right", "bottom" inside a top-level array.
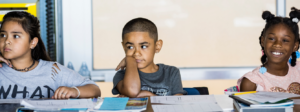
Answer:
[
  {"left": 237, "top": 7, "right": 300, "bottom": 94},
  {"left": 0, "top": 11, "right": 100, "bottom": 99}
]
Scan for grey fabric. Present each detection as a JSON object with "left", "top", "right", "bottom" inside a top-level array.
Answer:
[
  {"left": 0, "top": 59, "right": 97, "bottom": 99},
  {"left": 112, "top": 64, "right": 186, "bottom": 96}
]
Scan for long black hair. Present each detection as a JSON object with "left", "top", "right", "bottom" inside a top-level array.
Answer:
[
  {"left": 259, "top": 7, "right": 300, "bottom": 67},
  {"left": 0, "top": 11, "right": 51, "bottom": 61}
]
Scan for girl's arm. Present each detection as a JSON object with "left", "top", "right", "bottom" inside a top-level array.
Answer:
[
  {"left": 240, "top": 77, "right": 257, "bottom": 92},
  {"left": 51, "top": 63, "right": 101, "bottom": 99},
  {"left": 53, "top": 84, "right": 100, "bottom": 99},
  {"left": 116, "top": 56, "right": 141, "bottom": 98}
]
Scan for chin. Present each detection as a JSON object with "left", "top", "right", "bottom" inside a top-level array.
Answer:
[
  {"left": 2, "top": 54, "right": 14, "bottom": 60},
  {"left": 137, "top": 63, "right": 147, "bottom": 69}
]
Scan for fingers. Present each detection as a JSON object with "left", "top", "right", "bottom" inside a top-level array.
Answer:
[
  {"left": 0, "top": 57, "right": 11, "bottom": 67},
  {"left": 52, "top": 87, "right": 74, "bottom": 99}
]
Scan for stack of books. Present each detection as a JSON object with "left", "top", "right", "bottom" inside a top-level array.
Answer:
[{"left": 229, "top": 91, "right": 300, "bottom": 112}]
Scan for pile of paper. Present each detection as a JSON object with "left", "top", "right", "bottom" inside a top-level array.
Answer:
[{"left": 151, "top": 95, "right": 224, "bottom": 112}]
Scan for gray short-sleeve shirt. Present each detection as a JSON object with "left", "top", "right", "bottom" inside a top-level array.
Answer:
[
  {"left": 0, "top": 59, "right": 97, "bottom": 99},
  {"left": 112, "top": 64, "right": 186, "bottom": 96}
]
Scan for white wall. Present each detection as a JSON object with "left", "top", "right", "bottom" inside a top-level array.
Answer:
[{"left": 61, "top": 0, "right": 94, "bottom": 76}]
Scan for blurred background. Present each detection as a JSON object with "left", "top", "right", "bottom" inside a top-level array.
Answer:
[{"left": 0, "top": 0, "right": 299, "bottom": 97}]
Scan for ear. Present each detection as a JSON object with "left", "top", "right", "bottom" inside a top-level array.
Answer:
[
  {"left": 30, "top": 37, "right": 39, "bottom": 49},
  {"left": 293, "top": 41, "right": 299, "bottom": 52},
  {"left": 260, "top": 36, "right": 265, "bottom": 48},
  {"left": 155, "top": 39, "right": 163, "bottom": 53}
]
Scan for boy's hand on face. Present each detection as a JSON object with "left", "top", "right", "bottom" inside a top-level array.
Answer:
[
  {"left": 52, "top": 86, "right": 79, "bottom": 99},
  {"left": 0, "top": 55, "right": 12, "bottom": 68},
  {"left": 136, "top": 90, "right": 156, "bottom": 98}
]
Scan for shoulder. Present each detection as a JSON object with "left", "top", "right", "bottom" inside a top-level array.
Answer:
[
  {"left": 113, "top": 70, "right": 126, "bottom": 79},
  {"left": 237, "top": 66, "right": 264, "bottom": 88},
  {"left": 158, "top": 64, "right": 179, "bottom": 73},
  {"left": 40, "top": 59, "right": 74, "bottom": 74}
]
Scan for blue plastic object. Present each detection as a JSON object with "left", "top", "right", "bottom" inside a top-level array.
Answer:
[{"left": 183, "top": 88, "right": 200, "bottom": 95}]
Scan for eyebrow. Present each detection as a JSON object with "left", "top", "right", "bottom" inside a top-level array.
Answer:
[
  {"left": 268, "top": 33, "right": 292, "bottom": 38},
  {"left": 0, "top": 31, "right": 22, "bottom": 34},
  {"left": 139, "top": 42, "right": 149, "bottom": 45},
  {"left": 125, "top": 42, "right": 150, "bottom": 45},
  {"left": 12, "top": 31, "right": 22, "bottom": 34},
  {"left": 125, "top": 42, "right": 133, "bottom": 45}
]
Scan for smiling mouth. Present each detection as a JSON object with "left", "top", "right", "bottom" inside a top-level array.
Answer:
[{"left": 272, "top": 52, "right": 283, "bottom": 56}]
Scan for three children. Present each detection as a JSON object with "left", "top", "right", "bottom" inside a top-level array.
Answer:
[{"left": 1, "top": 7, "right": 299, "bottom": 100}]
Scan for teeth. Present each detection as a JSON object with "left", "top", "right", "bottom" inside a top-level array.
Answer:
[{"left": 272, "top": 52, "right": 282, "bottom": 55}]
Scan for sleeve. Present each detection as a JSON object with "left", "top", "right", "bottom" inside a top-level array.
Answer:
[
  {"left": 170, "top": 68, "right": 186, "bottom": 95},
  {"left": 55, "top": 63, "right": 97, "bottom": 87},
  {"left": 237, "top": 68, "right": 265, "bottom": 90},
  {"left": 112, "top": 70, "right": 126, "bottom": 95}
]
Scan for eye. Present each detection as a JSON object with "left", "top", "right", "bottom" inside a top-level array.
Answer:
[
  {"left": 0, "top": 34, "right": 6, "bottom": 38},
  {"left": 283, "top": 39, "right": 289, "bottom": 42},
  {"left": 127, "top": 46, "right": 133, "bottom": 49},
  {"left": 268, "top": 37, "right": 274, "bottom": 40},
  {"left": 13, "top": 35, "right": 20, "bottom": 38},
  {"left": 141, "top": 45, "right": 147, "bottom": 49}
]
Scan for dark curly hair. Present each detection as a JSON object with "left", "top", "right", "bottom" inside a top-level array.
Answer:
[
  {"left": 0, "top": 11, "right": 50, "bottom": 61},
  {"left": 259, "top": 7, "right": 300, "bottom": 67}
]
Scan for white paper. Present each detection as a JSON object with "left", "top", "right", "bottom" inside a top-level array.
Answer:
[
  {"left": 214, "top": 95, "right": 233, "bottom": 111},
  {"left": 152, "top": 103, "right": 223, "bottom": 112},
  {"left": 21, "top": 99, "right": 94, "bottom": 109},
  {"left": 0, "top": 99, "right": 22, "bottom": 104},
  {"left": 150, "top": 95, "right": 217, "bottom": 104},
  {"left": 237, "top": 91, "right": 300, "bottom": 103}
]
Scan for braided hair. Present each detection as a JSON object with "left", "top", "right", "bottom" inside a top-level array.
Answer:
[
  {"left": 260, "top": 7, "right": 300, "bottom": 67},
  {"left": 0, "top": 11, "right": 51, "bottom": 61}
]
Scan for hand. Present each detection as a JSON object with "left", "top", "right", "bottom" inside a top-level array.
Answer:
[
  {"left": 136, "top": 90, "right": 156, "bottom": 98},
  {"left": 52, "top": 86, "right": 79, "bottom": 99},
  {"left": 0, "top": 56, "right": 11, "bottom": 68},
  {"left": 115, "top": 57, "right": 126, "bottom": 71}
]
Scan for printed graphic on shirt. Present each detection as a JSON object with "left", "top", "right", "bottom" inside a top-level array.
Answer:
[
  {"left": 141, "top": 85, "right": 169, "bottom": 96},
  {"left": 0, "top": 84, "right": 55, "bottom": 99},
  {"left": 270, "top": 82, "right": 300, "bottom": 94}
]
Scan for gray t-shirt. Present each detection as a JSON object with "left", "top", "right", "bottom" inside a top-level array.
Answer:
[
  {"left": 0, "top": 59, "right": 97, "bottom": 99},
  {"left": 112, "top": 64, "right": 185, "bottom": 96}
]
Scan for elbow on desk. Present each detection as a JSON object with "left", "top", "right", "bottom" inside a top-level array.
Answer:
[{"left": 122, "top": 87, "right": 140, "bottom": 98}]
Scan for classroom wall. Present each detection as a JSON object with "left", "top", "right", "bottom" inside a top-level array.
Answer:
[{"left": 92, "top": 0, "right": 275, "bottom": 69}]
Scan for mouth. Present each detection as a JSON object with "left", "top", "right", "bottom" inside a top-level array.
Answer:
[
  {"left": 271, "top": 51, "right": 283, "bottom": 56},
  {"left": 4, "top": 48, "right": 11, "bottom": 51},
  {"left": 136, "top": 59, "right": 142, "bottom": 63}
]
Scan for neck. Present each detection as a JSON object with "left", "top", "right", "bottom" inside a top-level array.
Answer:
[
  {"left": 139, "top": 62, "right": 159, "bottom": 73},
  {"left": 265, "top": 61, "right": 289, "bottom": 76},
  {"left": 11, "top": 57, "right": 34, "bottom": 70}
]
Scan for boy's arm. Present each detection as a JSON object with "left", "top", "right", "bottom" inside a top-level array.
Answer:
[
  {"left": 116, "top": 56, "right": 141, "bottom": 98},
  {"left": 240, "top": 77, "right": 257, "bottom": 91}
]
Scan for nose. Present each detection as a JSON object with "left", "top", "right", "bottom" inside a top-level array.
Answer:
[
  {"left": 4, "top": 36, "right": 11, "bottom": 45},
  {"left": 273, "top": 40, "right": 282, "bottom": 48},
  {"left": 133, "top": 47, "right": 141, "bottom": 57}
]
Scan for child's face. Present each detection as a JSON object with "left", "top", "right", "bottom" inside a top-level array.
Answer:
[
  {"left": 261, "top": 23, "right": 299, "bottom": 64},
  {"left": 122, "top": 32, "right": 162, "bottom": 69},
  {"left": 0, "top": 21, "right": 36, "bottom": 60}
]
